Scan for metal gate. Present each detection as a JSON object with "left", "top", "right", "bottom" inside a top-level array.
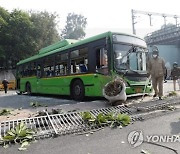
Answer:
[{"left": 0, "top": 105, "right": 141, "bottom": 139}]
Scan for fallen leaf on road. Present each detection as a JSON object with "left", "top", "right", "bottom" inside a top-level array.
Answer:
[
  {"left": 18, "top": 147, "right": 27, "bottom": 151},
  {"left": 141, "top": 149, "right": 151, "bottom": 154},
  {"left": 3, "top": 144, "right": 9, "bottom": 149}
]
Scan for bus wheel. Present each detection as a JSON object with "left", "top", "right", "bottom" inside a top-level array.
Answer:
[
  {"left": 26, "top": 83, "right": 31, "bottom": 95},
  {"left": 71, "top": 80, "right": 85, "bottom": 101}
]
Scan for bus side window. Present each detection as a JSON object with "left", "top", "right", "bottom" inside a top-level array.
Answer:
[
  {"left": 37, "top": 64, "right": 41, "bottom": 78},
  {"left": 55, "top": 53, "right": 68, "bottom": 76},
  {"left": 70, "top": 47, "right": 88, "bottom": 74},
  {"left": 43, "top": 56, "right": 55, "bottom": 77},
  {"left": 23, "top": 64, "right": 31, "bottom": 77},
  {"left": 96, "top": 48, "right": 108, "bottom": 74},
  {"left": 30, "top": 62, "right": 36, "bottom": 76}
]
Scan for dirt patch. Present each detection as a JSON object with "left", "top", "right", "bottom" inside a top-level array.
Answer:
[{"left": 0, "top": 109, "right": 36, "bottom": 122}]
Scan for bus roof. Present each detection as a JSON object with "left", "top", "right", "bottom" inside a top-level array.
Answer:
[{"left": 17, "top": 31, "right": 144, "bottom": 65}]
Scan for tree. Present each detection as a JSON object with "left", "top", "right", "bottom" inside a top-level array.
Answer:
[
  {"left": 0, "top": 7, "right": 11, "bottom": 68},
  {"left": 30, "top": 11, "right": 60, "bottom": 51},
  {"left": 0, "top": 8, "right": 60, "bottom": 69},
  {"left": 2, "top": 9, "right": 35, "bottom": 68},
  {"left": 0, "top": 7, "right": 9, "bottom": 28},
  {"left": 61, "top": 13, "right": 87, "bottom": 40}
]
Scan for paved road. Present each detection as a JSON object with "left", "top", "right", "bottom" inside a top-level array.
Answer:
[
  {"left": 0, "top": 80, "right": 178, "bottom": 111},
  {"left": 0, "top": 80, "right": 179, "bottom": 121},
  {"left": 0, "top": 108, "right": 179, "bottom": 154},
  {"left": 0, "top": 80, "right": 180, "bottom": 154}
]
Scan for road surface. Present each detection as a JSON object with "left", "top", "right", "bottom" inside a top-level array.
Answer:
[{"left": 0, "top": 80, "right": 179, "bottom": 154}]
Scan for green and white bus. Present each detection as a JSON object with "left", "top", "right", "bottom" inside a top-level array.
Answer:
[{"left": 16, "top": 32, "right": 152, "bottom": 100}]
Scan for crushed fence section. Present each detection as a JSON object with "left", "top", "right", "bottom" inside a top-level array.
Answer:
[{"left": 0, "top": 105, "right": 141, "bottom": 138}]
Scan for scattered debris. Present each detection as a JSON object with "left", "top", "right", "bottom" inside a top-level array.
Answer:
[
  {"left": 36, "top": 111, "right": 46, "bottom": 116},
  {"left": 67, "top": 109, "right": 79, "bottom": 113},
  {"left": 168, "top": 91, "right": 177, "bottom": 97},
  {"left": 0, "top": 109, "right": 11, "bottom": 116},
  {"left": 36, "top": 108, "right": 65, "bottom": 117},
  {"left": 141, "top": 149, "right": 151, "bottom": 154},
  {"left": 52, "top": 108, "right": 64, "bottom": 114},
  {"left": 137, "top": 107, "right": 148, "bottom": 112},
  {"left": 75, "top": 127, "right": 104, "bottom": 136},
  {"left": 3, "top": 144, "right": 9, "bottom": 149},
  {"left": 166, "top": 105, "right": 176, "bottom": 111},
  {"left": 18, "top": 141, "right": 29, "bottom": 151},
  {"left": 30, "top": 102, "right": 43, "bottom": 108}
]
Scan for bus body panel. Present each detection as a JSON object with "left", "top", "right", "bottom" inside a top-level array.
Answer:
[
  {"left": 19, "top": 73, "right": 152, "bottom": 97},
  {"left": 19, "top": 73, "right": 112, "bottom": 96}
]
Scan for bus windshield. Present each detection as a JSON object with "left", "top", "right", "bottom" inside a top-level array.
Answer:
[{"left": 114, "top": 44, "right": 147, "bottom": 72}]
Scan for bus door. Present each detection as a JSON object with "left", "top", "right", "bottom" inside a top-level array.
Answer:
[
  {"left": 89, "top": 43, "right": 110, "bottom": 94},
  {"left": 89, "top": 43, "right": 109, "bottom": 75}
]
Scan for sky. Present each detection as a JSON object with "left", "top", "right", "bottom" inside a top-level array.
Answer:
[{"left": 0, "top": 0, "right": 180, "bottom": 38}]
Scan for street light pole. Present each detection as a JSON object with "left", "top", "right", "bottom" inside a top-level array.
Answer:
[
  {"left": 131, "top": 10, "right": 180, "bottom": 35},
  {"left": 131, "top": 9, "right": 136, "bottom": 35}
]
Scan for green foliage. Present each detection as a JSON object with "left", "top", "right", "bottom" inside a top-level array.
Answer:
[
  {"left": 96, "top": 113, "right": 107, "bottom": 125},
  {"left": 105, "top": 112, "right": 116, "bottom": 121},
  {"left": 30, "top": 101, "right": 42, "bottom": 108},
  {"left": 61, "top": 13, "right": 87, "bottom": 40},
  {"left": 0, "top": 109, "right": 11, "bottom": 116},
  {"left": 1, "top": 122, "right": 35, "bottom": 150},
  {"left": 0, "top": 7, "right": 88, "bottom": 69},
  {"left": 81, "top": 111, "right": 95, "bottom": 124},
  {"left": 81, "top": 111, "right": 131, "bottom": 128},
  {"left": 2, "top": 122, "right": 35, "bottom": 142},
  {"left": 115, "top": 114, "right": 131, "bottom": 126},
  {"left": 0, "top": 7, "right": 60, "bottom": 69},
  {"left": 30, "top": 11, "right": 60, "bottom": 50}
]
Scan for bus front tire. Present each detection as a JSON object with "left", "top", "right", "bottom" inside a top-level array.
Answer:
[
  {"left": 26, "top": 83, "right": 31, "bottom": 95},
  {"left": 71, "top": 80, "right": 85, "bottom": 101}
]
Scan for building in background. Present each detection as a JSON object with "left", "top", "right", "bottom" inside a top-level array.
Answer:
[{"left": 145, "top": 24, "right": 180, "bottom": 68}]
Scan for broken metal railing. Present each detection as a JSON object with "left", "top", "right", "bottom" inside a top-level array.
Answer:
[{"left": 0, "top": 105, "right": 141, "bottom": 139}]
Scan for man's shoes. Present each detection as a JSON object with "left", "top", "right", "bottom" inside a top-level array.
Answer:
[
  {"left": 164, "top": 80, "right": 167, "bottom": 83},
  {"left": 153, "top": 94, "right": 157, "bottom": 97},
  {"left": 159, "top": 97, "right": 162, "bottom": 100}
]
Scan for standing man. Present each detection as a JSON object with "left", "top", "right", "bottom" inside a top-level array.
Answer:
[
  {"left": 148, "top": 47, "right": 166, "bottom": 100},
  {"left": 171, "top": 62, "right": 180, "bottom": 91},
  {"left": 2, "top": 79, "right": 9, "bottom": 94}
]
